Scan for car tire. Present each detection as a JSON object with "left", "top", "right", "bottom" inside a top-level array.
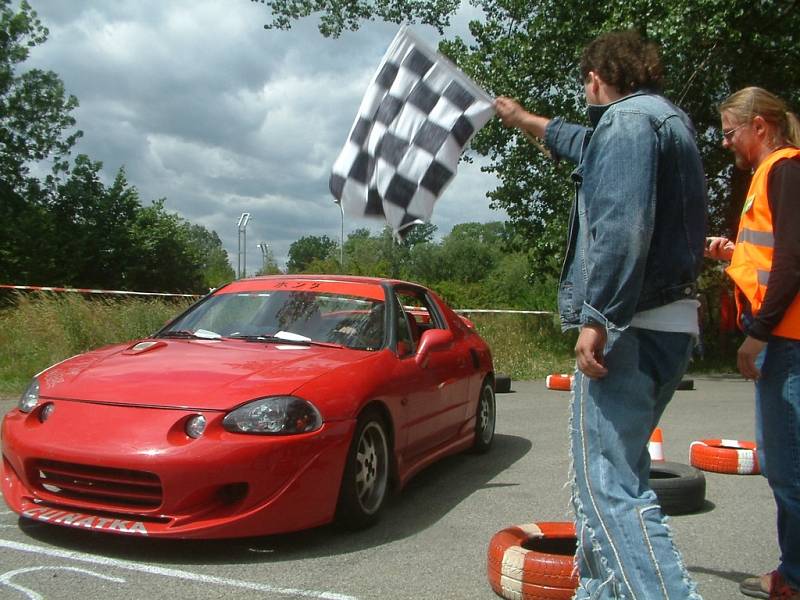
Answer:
[
  {"left": 676, "top": 378, "right": 694, "bottom": 391},
  {"left": 495, "top": 374, "right": 512, "bottom": 394},
  {"left": 487, "top": 522, "right": 577, "bottom": 600},
  {"left": 689, "top": 439, "right": 760, "bottom": 474},
  {"left": 472, "top": 378, "right": 496, "bottom": 453},
  {"left": 649, "top": 461, "right": 706, "bottom": 515},
  {"left": 336, "top": 408, "right": 391, "bottom": 530}
]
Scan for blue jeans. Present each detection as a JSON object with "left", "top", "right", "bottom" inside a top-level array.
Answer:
[
  {"left": 755, "top": 337, "right": 800, "bottom": 589},
  {"left": 570, "top": 327, "right": 702, "bottom": 599}
]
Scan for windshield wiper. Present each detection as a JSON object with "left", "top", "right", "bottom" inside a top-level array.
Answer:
[
  {"left": 227, "top": 334, "right": 310, "bottom": 346},
  {"left": 158, "top": 330, "right": 197, "bottom": 339},
  {"left": 226, "top": 334, "right": 345, "bottom": 349},
  {"left": 158, "top": 329, "right": 221, "bottom": 340}
]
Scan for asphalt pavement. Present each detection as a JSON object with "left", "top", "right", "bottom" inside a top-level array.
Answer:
[{"left": 0, "top": 377, "right": 777, "bottom": 599}]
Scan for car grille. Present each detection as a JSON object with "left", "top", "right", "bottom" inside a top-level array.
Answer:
[{"left": 33, "top": 459, "right": 163, "bottom": 509}]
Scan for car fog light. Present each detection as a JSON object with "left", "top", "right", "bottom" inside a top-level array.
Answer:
[
  {"left": 186, "top": 414, "right": 207, "bottom": 438},
  {"left": 39, "top": 403, "right": 55, "bottom": 423}
]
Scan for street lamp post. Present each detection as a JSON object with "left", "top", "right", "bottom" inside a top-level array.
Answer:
[
  {"left": 335, "top": 200, "right": 344, "bottom": 268},
  {"left": 257, "top": 242, "right": 269, "bottom": 273},
  {"left": 236, "top": 212, "right": 251, "bottom": 278}
]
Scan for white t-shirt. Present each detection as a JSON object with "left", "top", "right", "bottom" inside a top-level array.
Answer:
[{"left": 630, "top": 299, "right": 700, "bottom": 335}]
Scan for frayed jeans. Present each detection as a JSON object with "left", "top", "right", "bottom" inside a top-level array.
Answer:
[
  {"left": 755, "top": 337, "right": 800, "bottom": 589},
  {"left": 570, "top": 327, "right": 702, "bottom": 599}
]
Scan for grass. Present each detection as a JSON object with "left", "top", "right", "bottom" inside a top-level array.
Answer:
[
  {"left": 466, "top": 312, "right": 577, "bottom": 380},
  {"left": 0, "top": 293, "right": 193, "bottom": 394},
  {"left": 0, "top": 293, "right": 736, "bottom": 396}
]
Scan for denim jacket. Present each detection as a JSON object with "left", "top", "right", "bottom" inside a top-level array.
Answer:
[{"left": 544, "top": 91, "right": 707, "bottom": 332}]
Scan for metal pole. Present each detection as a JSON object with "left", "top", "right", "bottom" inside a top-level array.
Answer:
[
  {"left": 237, "top": 223, "right": 241, "bottom": 278},
  {"left": 237, "top": 212, "right": 251, "bottom": 279},
  {"left": 338, "top": 201, "right": 344, "bottom": 268},
  {"left": 258, "top": 242, "right": 268, "bottom": 272}
]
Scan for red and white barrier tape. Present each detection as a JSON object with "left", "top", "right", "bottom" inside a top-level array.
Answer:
[
  {"left": 456, "top": 308, "right": 553, "bottom": 315},
  {"left": 0, "top": 284, "right": 553, "bottom": 311},
  {"left": 0, "top": 284, "right": 199, "bottom": 298}
]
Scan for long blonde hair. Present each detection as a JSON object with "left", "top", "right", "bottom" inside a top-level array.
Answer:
[{"left": 720, "top": 86, "right": 800, "bottom": 146}]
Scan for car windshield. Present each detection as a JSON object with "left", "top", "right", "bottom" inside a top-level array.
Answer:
[{"left": 161, "top": 290, "right": 386, "bottom": 351}]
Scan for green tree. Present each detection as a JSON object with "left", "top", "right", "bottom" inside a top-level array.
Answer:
[
  {"left": 0, "top": 0, "right": 81, "bottom": 192},
  {"left": 0, "top": 177, "right": 48, "bottom": 283},
  {"left": 0, "top": 0, "right": 82, "bottom": 285},
  {"left": 254, "top": 243, "right": 282, "bottom": 276},
  {"left": 343, "top": 228, "right": 388, "bottom": 276},
  {"left": 286, "top": 235, "right": 338, "bottom": 273},
  {"left": 47, "top": 157, "right": 139, "bottom": 288},
  {"left": 186, "top": 224, "right": 236, "bottom": 289},
  {"left": 251, "top": 0, "right": 460, "bottom": 37},
  {"left": 127, "top": 199, "right": 204, "bottom": 293},
  {"left": 342, "top": 224, "right": 439, "bottom": 279},
  {"left": 433, "top": 222, "right": 507, "bottom": 284},
  {"left": 443, "top": 0, "right": 800, "bottom": 241},
  {"left": 253, "top": 0, "right": 800, "bottom": 258}
]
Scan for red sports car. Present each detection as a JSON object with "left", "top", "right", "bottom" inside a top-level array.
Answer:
[{"left": 1, "top": 275, "right": 496, "bottom": 538}]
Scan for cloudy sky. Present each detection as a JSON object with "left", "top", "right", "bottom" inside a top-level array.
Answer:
[{"left": 25, "top": 0, "right": 506, "bottom": 275}]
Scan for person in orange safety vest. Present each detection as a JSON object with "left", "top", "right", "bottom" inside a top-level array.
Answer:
[{"left": 705, "top": 86, "right": 800, "bottom": 600}]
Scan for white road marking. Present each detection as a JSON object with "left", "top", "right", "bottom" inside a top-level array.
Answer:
[
  {"left": 0, "top": 566, "right": 125, "bottom": 600},
  {"left": 0, "top": 539, "right": 358, "bottom": 599}
]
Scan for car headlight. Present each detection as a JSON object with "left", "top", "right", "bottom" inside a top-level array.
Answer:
[
  {"left": 223, "top": 396, "right": 322, "bottom": 435},
  {"left": 19, "top": 379, "right": 40, "bottom": 413}
]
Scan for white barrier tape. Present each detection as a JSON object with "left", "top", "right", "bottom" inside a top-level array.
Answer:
[
  {"left": 0, "top": 284, "right": 199, "bottom": 298},
  {"left": 455, "top": 308, "right": 554, "bottom": 315},
  {"left": 2, "top": 284, "right": 552, "bottom": 312}
]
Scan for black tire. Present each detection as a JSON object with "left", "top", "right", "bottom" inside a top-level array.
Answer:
[
  {"left": 495, "top": 373, "right": 512, "bottom": 394},
  {"left": 649, "top": 461, "right": 706, "bottom": 515},
  {"left": 676, "top": 378, "right": 694, "bottom": 391},
  {"left": 472, "top": 378, "right": 496, "bottom": 453},
  {"left": 336, "top": 408, "right": 390, "bottom": 530}
]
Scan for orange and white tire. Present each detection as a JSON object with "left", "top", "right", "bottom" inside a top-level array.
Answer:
[
  {"left": 545, "top": 374, "right": 573, "bottom": 392},
  {"left": 689, "top": 439, "right": 760, "bottom": 475},
  {"left": 487, "top": 522, "right": 577, "bottom": 600}
]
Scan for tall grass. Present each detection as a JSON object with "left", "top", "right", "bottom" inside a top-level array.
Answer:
[
  {"left": 0, "top": 293, "right": 193, "bottom": 393},
  {"left": 466, "top": 312, "right": 576, "bottom": 380},
  {"left": 0, "top": 293, "right": 735, "bottom": 396}
]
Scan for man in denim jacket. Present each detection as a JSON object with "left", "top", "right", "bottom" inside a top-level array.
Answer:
[{"left": 497, "top": 30, "right": 707, "bottom": 599}]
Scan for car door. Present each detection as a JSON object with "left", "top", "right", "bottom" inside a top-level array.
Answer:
[{"left": 391, "top": 287, "right": 471, "bottom": 459}]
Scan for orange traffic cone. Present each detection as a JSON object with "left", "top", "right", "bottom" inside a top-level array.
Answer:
[{"left": 648, "top": 427, "right": 665, "bottom": 461}]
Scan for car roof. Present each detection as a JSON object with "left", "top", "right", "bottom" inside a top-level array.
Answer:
[{"left": 214, "top": 274, "right": 421, "bottom": 301}]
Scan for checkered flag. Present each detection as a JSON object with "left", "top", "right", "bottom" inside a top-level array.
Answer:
[{"left": 329, "top": 27, "right": 495, "bottom": 240}]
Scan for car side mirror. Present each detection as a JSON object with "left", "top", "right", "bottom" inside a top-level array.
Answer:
[{"left": 414, "top": 329, "right": 453, "bottom": 367}]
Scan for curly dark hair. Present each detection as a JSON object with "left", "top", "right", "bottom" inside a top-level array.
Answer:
[{"left": 579, "top": 30, "right": 663, "bottom": 94}]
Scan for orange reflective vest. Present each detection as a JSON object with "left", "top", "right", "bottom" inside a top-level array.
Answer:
[{"left": 726, "top": 146, "right": 800, "bottom": 340}]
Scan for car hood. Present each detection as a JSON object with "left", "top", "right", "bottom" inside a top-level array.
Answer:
[{"left": 36, "top": 338, "right": 366, "bottom": 410}]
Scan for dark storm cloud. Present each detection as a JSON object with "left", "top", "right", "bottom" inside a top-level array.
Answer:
[{"left": 26, "top": 1, "right": 503, "bottom": 273}]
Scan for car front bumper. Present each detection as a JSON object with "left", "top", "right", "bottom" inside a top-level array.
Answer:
[{"left": 1, "top": 399, "right": 354, "bottom": 538}]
